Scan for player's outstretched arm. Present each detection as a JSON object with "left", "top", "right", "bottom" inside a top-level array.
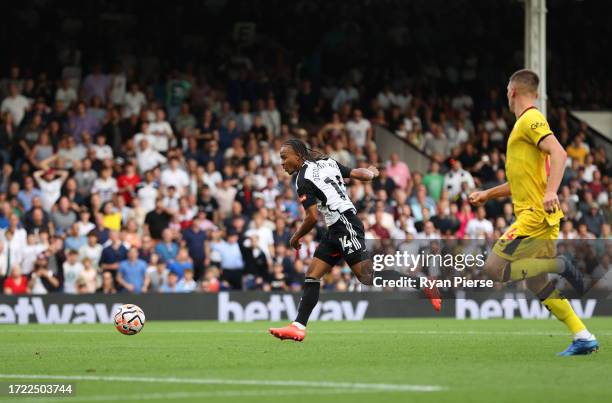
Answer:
[
  {"left": 538, "top": 135, "right": 567, "bottom": 213},
  {"left": 350, "top": 165, "right": 379, "bottom": 182},
  {"left": 289, "top": 204, "right": 318, "bottom": 250},
  {"left": 469, "top": 182, "right": 511, "bottom": 206}
]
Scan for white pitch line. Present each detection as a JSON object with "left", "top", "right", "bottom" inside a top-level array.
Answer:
[
  {"left": 0, "top": 374, "right": 444, "bottom": 393},
  {"left": 1, "top": 328, "right": 611, "bottom": 336},
  {"left": 0, "top": 388, "right": 373, "bottom": 403}
]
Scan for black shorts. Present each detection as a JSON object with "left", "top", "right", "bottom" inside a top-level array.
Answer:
[{"left": 314, "top": 211, "right": 369, "bottom": 267}]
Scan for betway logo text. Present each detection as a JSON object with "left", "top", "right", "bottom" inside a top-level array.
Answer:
[
  {"left": 218, "top": 292, "right": 369, "bottom": 322},
  {"left": 0, "top": 297, "right": 122, "bottom": 324},
  {"left": 456, "top": 293, "right": 596, "bottom": 319}
]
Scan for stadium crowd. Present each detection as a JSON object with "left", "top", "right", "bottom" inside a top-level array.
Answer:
[
  {"left": 5, "top": 0, "right": 612, "bottom": 294},
  {"left": 0, "top": 59, "right": 610, "bottom": 296}
]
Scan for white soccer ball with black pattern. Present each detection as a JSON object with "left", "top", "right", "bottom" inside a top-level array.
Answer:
[{"left": 113, "top": 304, "right": 146, "bottom": 335}]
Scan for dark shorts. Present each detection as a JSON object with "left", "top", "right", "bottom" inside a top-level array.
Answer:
[{"left": 314, "top": 211, "right": 369, "bottom": 267}]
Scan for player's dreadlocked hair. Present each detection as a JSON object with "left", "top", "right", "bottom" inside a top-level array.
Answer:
[{"left": 283, "top": 138, "right": 327, "bottom": 162}]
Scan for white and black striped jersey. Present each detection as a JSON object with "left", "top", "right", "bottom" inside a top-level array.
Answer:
[{"left": 295, "top": 158, "right": 356, "bottom": 226}]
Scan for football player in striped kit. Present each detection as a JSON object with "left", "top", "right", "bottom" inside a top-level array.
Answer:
[{"left": 269, "top": 139, "right": 441, "bottom": 341}]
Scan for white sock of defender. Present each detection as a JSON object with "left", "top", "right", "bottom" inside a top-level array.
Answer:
[{"left": 574, "top": 329, "right": 595, "bottom": 341}]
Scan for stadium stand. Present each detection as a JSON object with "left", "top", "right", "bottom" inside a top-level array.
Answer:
[{"left": 0, "top": 0, "right": 610, "bottom": 295}]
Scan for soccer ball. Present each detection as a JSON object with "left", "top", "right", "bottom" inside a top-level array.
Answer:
[{"left": 113, "top": 304, "right": 146, "bottom": 335}]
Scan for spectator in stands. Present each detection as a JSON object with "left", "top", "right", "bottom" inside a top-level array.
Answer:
[
  {"left": 376, "top": 85, "right": 397, "bottom": 110},
  {"left": 566, "top": 133, "right": 589, "bottom": 165},
  {"left": 176, "top": 268, "right": 197, "bottom": 292},
  {"left": 160, "top": 271, "right": 179, "bottom": 293},
  {"left": 17, "top": 176, "right": 41, "bottom": 212},
  {"left": 155, "top": 228, "right": 179, "bottom": 263},
  {"left": 444, "top": 160, "right": 475, "bottom": 200},
  {"left": 28, "top": 131, "right": 54, "bottom": 169},
  {"left": 484, "top": 109, "right": 508, "bottom": 144},
  {"left": 91, "top": 167, "right": 118, "bottom": 204},
  {"left": 0, "top": 240, "right": 8, "bottom": 278},
  {"left": 385, "top": 152, "right": 411, "bottom": 191},
  {"left": 102, "top": 201, "right": 122, "bottom": 231},
  {"left": 272, "top": 217, "right": 291, "bottom": 247},
  {"left": 58, "top": 136, "right": 85, "bottom": 169},
  {"left": 78, "top": 258, "right": 97, "bottom": 293},
  {"left": 33, "top": 168, "right": 69, "bottom": 212},
  {"left": 137, "top": 235, "right": 155, "bottom": 264},
  {"left": 143, "top": 255, "right": 166, "bottom": 293},
  {"left": 212, "top": 230, "right": 244, "bottom": 290},
  {"left": 92, "top": 134, "right": 113, "bottom": 161},
  {"left": 447, "top": 119, "right": 469, "bottom": 149},
  {"left": 137, "top": 138, "right": 167, "bottom": 174},
  {"left": 168, "top": 247, "right": 193, "bottom": 280},
  {"left": 0, "top": 112, "right": 16, "bottom": 165},
  {"left": 409, "top": 185, "right": 437, "bottom": 222},
  {"left": 423, "top": 161, "right": 444, "bottom": 201},
  {"left": 296, "top": 80, "right": 318, "bottom": 122},
  {"left": 261, "top": 98, "right": 281, "bottom": 137},
  {"left": 458, "top": 143, "right": 480, "bottom": 171},
  {"left": 161, "top": 157, "right": 189, "bottom": 196},
  {"left": 2, "top": 213, "right": 25, "bottom": 242},
  {"left": 145, "top": 199, "right": 172, "bottom": 240},
  {"left": 117, "top": 162, "right": 141, "bottom": 205},
  {"left": 245, "top": 213, "right": 274, "bottom": 263},
  {"left": 372, "top": 166, "right": 396, "bottom": 196},
  {"left": 417, "top": 220, "right": 439, "bottom": 240},
  {"left": 370, "top": 209, "right": 391, "bottom": 239},
  {"left": 559, "top": 220, "right": 578, "bottom": 240},
  {"left": 62, "top": 249, "right": 84, "bottom": 294},
  {"left": 79, "top": 232, "right": 102, "bottom": 269},
  {"left": 74, "top": 159, "right": 98, "bottom": 199},
  {"left": 82, "top": 64, "right": 111, "bottom": 104},
  {"left": 28, "top": 259, "right": 60, "bottom": 294},
  {"left": 23, "top": 204, "right": 51, "bottom": 235},
  {"left": 182, "top": 218, "right": 208, "bottom": 281},
  {"left": 50, "top": 196, "right": 77, "bottom": 236},
  {"left": 69, "top": 102, "right": 100, "bottom": 141},
  {"left": 1, "top": 83, "right": 30, "bottom": 126},
  {"left": 464, "top": 206, "right": 494, "bottom": 239},
  {"left": 3, "top": 264, "right": 28, "bottom": 295},
  {"left": 451, "top": 88, "right": 474, "bottom": 114},
  {"left": 423, "top": 123, "right": 450, "bottom": 159},
  {"left": 88, "top": 96, "right": 107, "bottom": 123},
  {"left": 346, "top": 108, "right": 372, "bottom": 149},
  {"left": 99, "top": 230, "right": 128, "bottom": 278},
  {"left": 150, "top": 109, "right": 174, "bottom": 154},
  {"left": 175, "top": 102, "right": 196, "bottom": 133},
  {"left": 117, "top": 247, "right": 147, "bottom": 293},
  {"left": 55, "top": 79, "right": 78, "bottom": 110},
  {"left": 581, "top": 202, "right": 605, "bottom": 237},
  {"left": 236, "top": 100, "right": 253, "bottom": 133},
  {"left": 123, "top": 83, "right": 147, "bottom": 118},
  {"left": 455, "top": 201, "right": 475, "bottom": 239},
  {"left": 97, "top": 271, "right": 117, "bottom": 294},
  {"left": 332, "top": 81, "right": 359, "bottom": 111}
]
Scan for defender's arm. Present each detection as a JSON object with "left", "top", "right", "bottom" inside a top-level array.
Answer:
[{"left": 538, "top": 134, "right": 567, "bottom": 212}]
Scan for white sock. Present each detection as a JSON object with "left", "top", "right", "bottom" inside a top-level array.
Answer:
[
  {"left": 574, "top": 329, "right": 595, "bottom": 341},
  {"left": 292, "top": 321, "right": 306, "bottom": 330}
]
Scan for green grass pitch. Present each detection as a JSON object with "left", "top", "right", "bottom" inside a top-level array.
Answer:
[{"left": 1, "top": 318, "right": 611, "bottom": 403}]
